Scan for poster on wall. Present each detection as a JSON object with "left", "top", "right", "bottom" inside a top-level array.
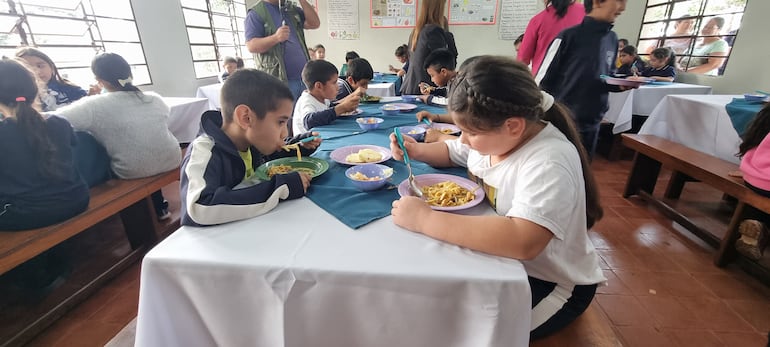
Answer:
[
  {"left": 371, "top": 0, "right": 417, "bottom": 28},
  {"left": 498, "top": 0, "right": 543, "bottom": 40},
  {"left": 448, "top": 0, "right": 499, "bottom": 25},
  {"left": 328, "top": 0, "right": 360, "bottom": 40}
]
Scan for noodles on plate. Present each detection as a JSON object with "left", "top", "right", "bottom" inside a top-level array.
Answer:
[
  {"left": 421, "top": 181, "right": 474, "bottom": 207},
  {"left": 267, "top": 164, "right": 314, "bottom": 177}
]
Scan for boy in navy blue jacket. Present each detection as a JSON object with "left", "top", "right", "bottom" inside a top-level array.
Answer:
[
  {"left": 536, "top": 0, "right": 629, "bottom": 157},
  {"left": 180, "top": 69, "right": 322, "bottom": 226},
  {"left": 336, "top": 58, "right": 373, "bottom": 101}
]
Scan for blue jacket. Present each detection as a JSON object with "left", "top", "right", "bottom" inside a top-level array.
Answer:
[
  {"left": 46, "top": 80, "right": 87, "bottom": 108},
  {"left": 537, "top": 16, "right": 622, "bottom": 131},
  {"left": 0, "top": 115, "right": 89, "bottom": 229},
  {"left": 180, "top": 111, "right": 316, "bottom": 226}
]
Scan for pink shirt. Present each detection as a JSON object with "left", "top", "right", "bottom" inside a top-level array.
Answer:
[
  {"left": 517, "top": 3, "right": 585, "bottom": 76},
  {"left": 741, "top": 134, "right": 770, "bottom": 191}
]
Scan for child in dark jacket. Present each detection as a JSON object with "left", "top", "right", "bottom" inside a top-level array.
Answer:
[
  {"left": 336, "top": 57, "right": 373, "bottom": 101},
  {"left": 180, "top": 69, "right": 322, "bottom": 226},
  {"left": 537, "top": 0, "right": 629, "bottom": 157},
  {"left": 16, "top": 47, "right": 88, "bottom": 112},
  {"left": 616, "top": 45, "right": 646, "bottom": 76}
]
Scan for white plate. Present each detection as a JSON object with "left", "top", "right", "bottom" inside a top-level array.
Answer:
[{"left": 340, "top": 108, "right": 363, "bottom": 117}]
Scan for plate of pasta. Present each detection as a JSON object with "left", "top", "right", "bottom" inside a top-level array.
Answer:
[
  {"left": 255, "top": 157, "right": 329, "bottom": 180},
  {"left": 330, "top": 145, "right": 392, "bottom": 165},
  {"left": 397, "top": 174, "right": 485, "bottom": 211}
]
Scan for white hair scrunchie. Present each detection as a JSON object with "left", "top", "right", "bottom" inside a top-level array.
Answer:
[
  {"left": 118, "top": 77, "right": 133, "bottom": 87},
  {"left": 540, "top": 90, "right": 554, "bottom": 112}
]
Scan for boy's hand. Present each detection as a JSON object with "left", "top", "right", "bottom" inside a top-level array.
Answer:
[
  {"left": 300, "top": 131, "right": 322, "bottom": 149},
  {"left": 416, "top": 110, "right": 438, "bottom": 123},
  {"left": 388, "top": 64, "right": 396, "bottom": 72},
  {"left": 335, "top": 93, "right": 360, "bottom": 114},
  {"left": 419, "top": 82, "right": 434, "bottom": 95},
  {"left": 299, "top": 172, "right": 311, "bottom": 192}
]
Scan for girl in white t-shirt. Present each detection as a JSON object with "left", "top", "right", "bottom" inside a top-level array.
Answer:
[{"left": 389, "top": 56, "right": 605, "bottom": 340}]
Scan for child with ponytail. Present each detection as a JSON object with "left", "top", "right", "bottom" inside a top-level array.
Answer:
[{"left": 388, "top": 56, "right": 605, "bottom": 339}]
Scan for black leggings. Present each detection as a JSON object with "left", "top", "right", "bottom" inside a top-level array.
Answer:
[{"left": 529, "top": 276, "right": 598, "bottom": 340}]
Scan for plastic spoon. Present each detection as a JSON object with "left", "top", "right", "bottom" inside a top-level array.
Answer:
[{"left": 393, "top": 127, "right": 424, "bottom": 198}]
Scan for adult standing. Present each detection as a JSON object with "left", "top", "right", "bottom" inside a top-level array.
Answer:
[
  {"left": 680, "top": 17, "right": 730, "bottom": 76},
  {"left": 245, "top": 0, "right": 320, "bottom": 100},
  {"left": 517, "top": 0, "right": 584, "bottom": 77},
  {"left": 400, "top": 0, "right": 457, "bottom": 96}
]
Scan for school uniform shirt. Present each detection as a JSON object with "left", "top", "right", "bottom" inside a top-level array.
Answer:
[
  {"left": 292, "top": 90, "right": 336, "bottom": 134},
  {"left": 517, "top": 2, "right": 585, "bottom": 76},
  {"left": 55, "top": 91, "right": 181, "bottom": 179},
  {"left": 425, "top": 83, "right": 450, "bottom": 106},
  {"left": 616, "top": 58, "right": 646, "bottom": 77},
  {"left": 180, "top": 111, "right": 313, "bottom": 226},
  {"left": 0, "top": 115, "right": 89, "bottom": 229},
  {"left": 445, "top": 122, "right": 605, "bottom": 286},
  {"left": 641, "top": 65, "right": 676, "bottom": 79},
  {"left": 336, "top": 78, "right": 353, "bottom": 101},
  {"left": 537, "top": 16, "right": 622, "bottom": 131},
  {"left": 41, "top": 80, "right": 87, "bottom": 112},
  {"left": 741, "top": 134, "right": 770, "bottom": 192}
]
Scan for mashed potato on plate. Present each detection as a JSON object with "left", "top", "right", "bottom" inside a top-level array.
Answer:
[{"left": 345, "top": 148, "right": 383, "bottom": 163}]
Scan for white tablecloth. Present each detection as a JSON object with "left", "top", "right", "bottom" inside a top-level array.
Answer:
[
  {"left": 604, "top": 83, "right": 713, "bottom": 134},
  {"left": 135, "top": 199, "right": 531, "bottom": 347},
  {"left": 196, "top": 83, "right": 223, "bottom": 110},
  {"left": 163, "top": 97, "right": 209, "bottom": 144},
  {"left": 367, "top": 82, "right": 396, "bottom": 97},
  {"left": 639, "top": 94, "right": 742, "bottom": 164}
]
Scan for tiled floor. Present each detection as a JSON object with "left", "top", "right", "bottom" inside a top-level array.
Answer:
[{"left": 6, "top": 157, "right": 770, "bottom": 347}]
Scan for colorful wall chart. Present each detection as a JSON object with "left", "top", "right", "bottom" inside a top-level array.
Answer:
[
  {"left": 448, "top": 0, "right": 498, "bottom": 25},
  {"left": 328, "top": 0, "right": 360, "bottom": 40},
  {"left": 371, "top": 0, "right": 417, "bottom": 28}
]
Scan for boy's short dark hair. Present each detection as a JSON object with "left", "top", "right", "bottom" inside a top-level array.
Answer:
[
  {"left": 395, "top": 44, "right": 408, "bottom": 58},
  {"left": 423, "top": 48, "right": 457, "bottom": 71},
  {"left": 314, "top": 44, "right": 325, "bottom": 50},
  {"left": 618, "top": 38, "right": 629, "bottom": 46},
  {"left": 220, "top": 69, "right": 293, "bottom": 122},
  {"left": 345, "top": 58, "right": 374, "bottom": 82},
  {"left": 620, "top": 45, "right": 637, "bottom": 56},
  {"left": 302, "top": 60, "right": 338, "bottom": 89},
  {"left": 584, "top": 0, "right": 607, "bottom": 13},
  {"left": 344, "top": 51, "right": 360, "bottom": 62},
  {"left": 514, "top": 34, "right": 524, "bottom": 45}
]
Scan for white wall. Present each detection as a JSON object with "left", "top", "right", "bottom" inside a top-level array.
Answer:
[
  {"left": 131, "top": 0, "right": 218, "bottom": 96},
  {"left": 302, "top": 1, "right": 523, "bottom": 74},
  {"left": 136, "top": 0, "right": 767, "bottom": 96}
]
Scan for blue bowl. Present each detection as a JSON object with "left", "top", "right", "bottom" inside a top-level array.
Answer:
[
  {"left": 346, "top": 164, "right": 393, "bottom": 191},
  {"left": 380, "top": 104, "right": 400, "bottom": 116},
  {"left": 401, "top": 95, "right": 420, "bottom": 103},
  {"left": 356, "top": 117, "right": 384, "bottom": 130},
  {"left": 398, "top": 126, "right": 427, "bottom": 142},
  {"left": 373, "top": 72, "right": 384, "bottom": 80},
  {"left": 744, "top": 94, "right": 767, "bottom": 103}
]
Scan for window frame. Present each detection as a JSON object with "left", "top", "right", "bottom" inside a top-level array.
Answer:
[
  {"left": 180, "top": 0, "right": 251, "bottom": 79},
  {"left": 636, "top": 0, "right": 748, "bottom": 76},
  {"left": 0, "top": 0, "right": 152, "bottom": 86}
]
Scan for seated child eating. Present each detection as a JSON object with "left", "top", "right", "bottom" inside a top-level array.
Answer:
[
  {"left": 633, "top": 47, "right": 676, "bottom": 82},
  {"left": 180, "top": 69, "right": 322, "bottom": 226},
  {"left": 292, "top": 60, "right": 361, "bottom": 134},
  {"left": 336, "top": 57, "right": 373, "bottom": 101},
  {"left": 616, "top": 45, "right": 646, "bottom": 76},
  {"left": 418, "top": 48, "right": 458, "bottom": 106}
]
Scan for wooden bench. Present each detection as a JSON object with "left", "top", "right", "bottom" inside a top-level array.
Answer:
[
  {"left": 621, "top": 134, "right": 770, "bottom": 270},
  {"left": 0, "top": 168, "right": 179, "bottom": 346}
]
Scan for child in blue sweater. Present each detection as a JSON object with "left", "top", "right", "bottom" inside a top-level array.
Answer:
[{"left": 16, "top": 47, "right": 88, "bottom": 111}]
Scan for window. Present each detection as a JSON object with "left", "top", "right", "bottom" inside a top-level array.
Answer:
[
  {"left": 181, "top": 0, "right": 252, "bottom": 79},
  {"left": 637, "top": 0, "right": 748, "bottom": 76},
  {"left": 0, "top": 0, "right": 151, "bottom": 86}
]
